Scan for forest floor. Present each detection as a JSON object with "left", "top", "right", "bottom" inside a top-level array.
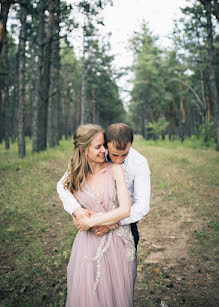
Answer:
[{"left": 0, "top": 136, "right": 219, "bottom": 307}]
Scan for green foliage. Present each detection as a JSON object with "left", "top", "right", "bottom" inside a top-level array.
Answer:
[
  {"left": 147, "top": 117, "right": 169, "bottom": 140},
  {"left": 83, "top": 31, "right": 126, "bottom": 125},
  {"left": 193, "top": 121, "right": 215, "bottom": 147},
  {"left": 127, "top": 1, "right": 218, "bottom": 148},
  {"left": 129, "top": 23, "right": 163, "bottom": 136},
  {"left": 202, "top": 121, "right": 214, "bottom": 145}
]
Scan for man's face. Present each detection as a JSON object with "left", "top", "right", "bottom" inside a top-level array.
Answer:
[{"left": 107, "top": 141, "right": 131, "bottom": 164}]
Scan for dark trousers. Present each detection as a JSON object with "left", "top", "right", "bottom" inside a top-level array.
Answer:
[{"left": 130, "top": 222, "right": 139, "bottom": 250}]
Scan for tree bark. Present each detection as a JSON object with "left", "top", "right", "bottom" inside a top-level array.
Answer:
[
  {"left": 64, "top": 87, "right": 70, "bottom": 139},
  {"left": 32, "top": 0, "right": 45, "bottom": 152},
  {"left": 213, "top": 0, "right": 219, "bottom": 21},
  {"left": 205, "top": 83, "right": 211, "bottom": 122},
  {"left": 172, "top": 93, "right": 176, "bottom": 140},
  {"left": 187, "top": 99, "right": 192, "bottom": 137},
  {"left": 180, "top": 94, "right": 186, "bottom": 142},
  {"left": 91, "top": 86, "right": 96, "bottom": 122},
  {"left": 18, "top": 0, "right": 27, "bottom": 157},
  {"left": 196, "top": 30, "right": 207, "bottom": 116},
  {"left": 47, "top": 0, "right": 60, "bottom": 148},
  {"left": 38, "top": 0, "right": 54, "bottom": 150},
  {"left": 0, "top": 0, "right": 12, "bottom": 149},
  {"left": 11, "top": 53, "right": 19, "bottom": 143},
  {"left": 200, "top": 0, "right": 219, "bottom": 150},
  {"left": 81, "top": 54, "right": 86, "bottom": 124}
]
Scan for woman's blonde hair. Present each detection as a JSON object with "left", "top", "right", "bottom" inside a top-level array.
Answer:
[{"left": 63, "top": 124, "right": 104, "bottom": 194}]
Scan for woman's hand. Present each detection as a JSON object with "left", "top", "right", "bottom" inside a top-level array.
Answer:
[
  {"left": 73, "top": 208, "right": 96, "bottom": 231},
  {"left": 77, "top": 211, "right": 97, "bottom": 231},
  {"left": 77, "top": 216, "right": 93, "bottom": 231}
]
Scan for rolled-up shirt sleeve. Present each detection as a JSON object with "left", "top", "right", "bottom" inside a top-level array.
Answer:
[
  {"left": 57, "top": 172, "right": 81, "bottom": 216},
  {"left": 120, "top": 160, "right": 151, "bottom": 225}
]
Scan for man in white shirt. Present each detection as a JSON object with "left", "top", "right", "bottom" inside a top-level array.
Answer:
[{"left": 57, "top": 123, "right": 151, "bottom": 249}]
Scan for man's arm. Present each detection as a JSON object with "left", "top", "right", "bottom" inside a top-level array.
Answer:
[
  {"left": 120, "top": 160, "right": 151, "bottom": 225},
  {"left": 57, "top": 172, "right": 81, "bottom": 215},
  {"left": 57, "top": 172, "right": 117, "bottom": 233}
]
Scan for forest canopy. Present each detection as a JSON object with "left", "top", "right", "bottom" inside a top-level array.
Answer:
[{"left": 0, "top": 0, "right": 218, "bottom": 156}]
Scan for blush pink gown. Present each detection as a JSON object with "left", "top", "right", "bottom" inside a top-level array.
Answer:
[{"left": 66, "top": 165, "right": 136, "bottom": 307}]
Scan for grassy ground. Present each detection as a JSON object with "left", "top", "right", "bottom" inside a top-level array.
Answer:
[
  {"left": 0, "top": 137, "right": 218, "bottom": 306},
  {"left": 133, "top": 136, "right": 219, "bottom": 307}
]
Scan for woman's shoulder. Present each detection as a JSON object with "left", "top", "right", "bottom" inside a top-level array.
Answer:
[{"left": 105, "top": 162, "right": 113, "bottom": 169}]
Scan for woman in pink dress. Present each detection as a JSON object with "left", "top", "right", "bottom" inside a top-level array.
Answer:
[{"left": 63, "top": 124, "right": 136, "bottom": 307}]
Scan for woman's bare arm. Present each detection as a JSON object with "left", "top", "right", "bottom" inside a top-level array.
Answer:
[{"left": 78, "top": 165, "right": 131, "bottom": 229}]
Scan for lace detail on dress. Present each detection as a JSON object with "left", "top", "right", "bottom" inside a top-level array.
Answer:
[
  {"left": 84, "top": 182, "right": 106, "bottom": 211},
  {"left": 114, "top": 225, "right": 135, "bottom": 262},
  {"left": 83, "top": 172, "right": 135, "bottom": 295},
  {"left": 111, "top": 181, "right": 119, "bottom": 209},
  {"left": 111, "top": 181, "right": 135, "bottom": 262},
  {"left": 85, "top": 232, "right": 113, "bottom": 295}
]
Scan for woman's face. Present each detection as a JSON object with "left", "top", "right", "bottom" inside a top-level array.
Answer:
[{"left": 85, "top": 133, "right": 106, "bottom": 164}]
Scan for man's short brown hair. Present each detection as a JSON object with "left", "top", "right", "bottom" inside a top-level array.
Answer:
[{"left": 105, "top": 123, "right": 133, "bottom": 150}]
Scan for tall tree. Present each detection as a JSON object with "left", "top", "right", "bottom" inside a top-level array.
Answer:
[
  {"left": 38, "top": 0, "right": 54, "bottom": 150},
  {"left": 32, "top": 0, "right": 45, "bottom": 152},
  {"left": 200, "top": 0, "right": 219, "bottom": 150},
  {"left": 18, "top": 0, "right": 28, "bottom": 157},
  {"left": 0, "top": 0, "right": 12, "bottom": 148},
  {"left": 47, "top": 0, "right": 60, "bottom": 147},
  {"left": 129, "top": 24, "right": 162, "bottom": 138},
  {"left": 78, "top": 0, "right": 112, "bottom": 124}
]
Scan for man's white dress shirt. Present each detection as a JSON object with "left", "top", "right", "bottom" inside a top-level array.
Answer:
[{"left": 57, "top": 147, "right": 151, "bottom": 225}]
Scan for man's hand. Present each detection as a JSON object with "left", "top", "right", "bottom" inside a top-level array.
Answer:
[
  {"left": 72, "top": 215, "right": 80, "bottom": 229},
  {"left": 91, "top": 226, "right": 109, "bottom": 236},
  {"left": 91, "top": 222, "right": 120, "bottom": 236}
]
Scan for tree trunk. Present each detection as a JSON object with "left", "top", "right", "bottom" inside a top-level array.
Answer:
[
  {"left": 38, "top": 0, "right": 54, "bottom": 150},
  {"left": 81, "top": 55, "right": 86, "bottom": 124},
  {"left": 76, "top": 94, "right": 81, "bottom": 129},
  {"left": 18, "top": 0, "right": 27, "bottom": 157},
  {"left": 64, "top": 87, "right": 70, "bottom": 139},
  {"left": 180, "top": 95, "right": 186, "bottom": 142},
  {"left": 47, "top": 0, "right": 60, "bottom": 148},
  {"left": 172, "top": 94, "right": 176, "bottom": 140},
  {"left": 92, "top": 86, "right": 96, "bottom": 123},
  {"left": 32, "top": 0, "right": 45, "bottom": 152},
  {"left": 0, "top": 0, "right": 11, "bottom": 149},
  {"left": 187, "top": 99, "right": 192, "bottom": 137},
  {"left": 201, "top": 0, "right": 219, "bottom": 150},
  {"left": 11, "top": 53, "right": 19, "bottom": 143},
  {"left": 205, "top": 82, "right": 211, "bottom": 122},
  {"left": 197, "top": 32, "right": 207, "bottom": 116},
  {"left": 213, "top": 0, "right": 219, "bottom": 21}
]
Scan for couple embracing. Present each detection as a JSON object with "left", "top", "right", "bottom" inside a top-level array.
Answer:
[{"left": 57, "top": 123, "right": 151, "bottom": 307}]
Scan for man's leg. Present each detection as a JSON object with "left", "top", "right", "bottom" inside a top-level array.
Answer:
[{"left": 130, "top": 222, "right": 139, "bottom": 250}]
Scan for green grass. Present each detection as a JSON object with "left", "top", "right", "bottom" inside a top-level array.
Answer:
[
  {"left": 1, "top": 136, "right": 219, "bottom": 306},
  {"left": 0, "top": 138, "right": 76, "bottom": 306},
  {"left": 140, "top": 134, "right": 216, "bottom": 150},
  {"left": 133, "top": 135, "right": 219, "bottom": 249}
]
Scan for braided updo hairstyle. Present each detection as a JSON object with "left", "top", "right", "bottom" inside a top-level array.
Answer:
[{"left": 63, "top": 124, "right": 104, "bottom": 194}]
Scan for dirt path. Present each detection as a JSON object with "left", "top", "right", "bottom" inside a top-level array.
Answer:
[
  {"left": 52, "top": 143, "right": 219, "bottom": 307},
  {"left": 134, "top": 186, "right": 218, "bottom": 307},
  {"left": 52, "top": 146, "right": 219, "bottom": 307},
  {"left": 1, "top": 141, "right": 218, "bottom": 306}
]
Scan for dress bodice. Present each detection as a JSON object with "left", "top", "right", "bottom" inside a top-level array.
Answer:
[{"left": 77, "top": 164, "right": 117, "bottom": 213}]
